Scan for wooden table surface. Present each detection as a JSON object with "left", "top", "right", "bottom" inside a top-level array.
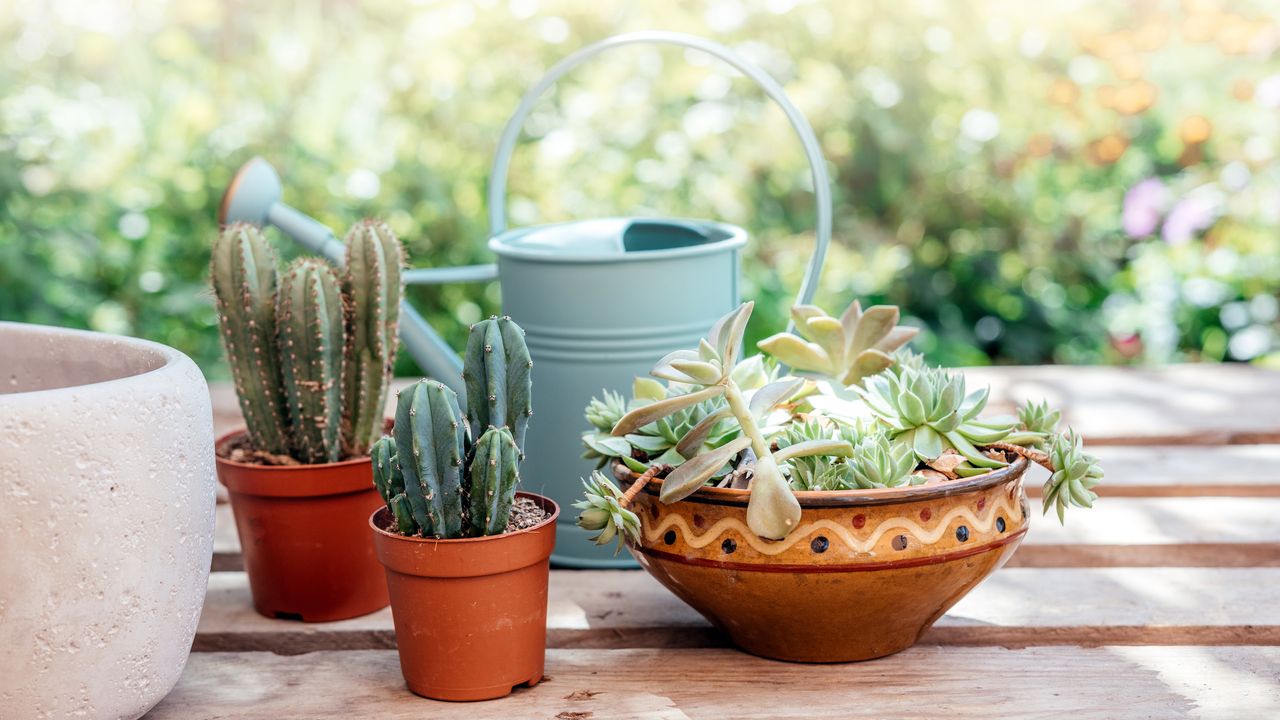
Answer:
[{"left": 154, "top": 365, "right": 1280, "bottom": 719}]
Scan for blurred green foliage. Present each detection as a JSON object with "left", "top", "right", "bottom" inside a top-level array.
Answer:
[{"left": 2, "top": 0, "right": 1278, "bottom": 379}]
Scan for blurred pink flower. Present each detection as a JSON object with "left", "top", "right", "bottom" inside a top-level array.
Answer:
[
  {"left": 1122, "top": 178, "right": 1166, "bottom": 237},
  {"left": 1162, "top": 195, "right": 1216, "bottom": 245}
]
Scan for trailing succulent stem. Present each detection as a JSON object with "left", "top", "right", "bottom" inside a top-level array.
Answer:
[
  {"left": 211, "top": 223, "right": 290, "bottom": 455},
  {"left": 342, "top": 220, "right": 404, "bottom": 456},
  {"left": 277, "top": 259, "right": 345, "bottom": 464},
  {"left": 375, "top": 317, "right": 536, "bottom": 538},
  {"left": 211, "top": 220, "right": 404, "bottom": 465}
]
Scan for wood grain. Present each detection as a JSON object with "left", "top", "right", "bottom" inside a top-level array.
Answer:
[
  {"left": 966, "top": 363, "right": 1280, "bottom": 445},
  {"left": 193, "top": 567, "right": 1280, "bottom": 653},
  {"left": 147, "top": 646, "right": 1280, "bottom": 720}
]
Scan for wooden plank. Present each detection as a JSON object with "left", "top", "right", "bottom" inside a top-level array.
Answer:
[
  {"left": 966, "top": 363, "right": 1280, "bottom": 445},
  {"left": 193, "top": 567, "right": 1280, "bottom": 653},
  {"left": 1012, "top": 496, "right": 1280, "bottom": 567},
  {"left": 148, "top": 646, "right": 1280, "bottom": 719},
  {"left": 209, "top": 364, "right": 1280, "bottom": 448},
  {"left": 212, "top": 496, "right": 1280, "bottom": 571},
  {"left": 1024, "top": 445, "right": 1280, "bottom": 498}
]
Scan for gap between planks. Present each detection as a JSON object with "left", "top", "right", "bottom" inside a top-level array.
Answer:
[
  {"left": 193, "top": 567, "right": 1280, "bottom": 654},
  {"left": 148, "top": 646, "right": 1280, "bottom": 720}
]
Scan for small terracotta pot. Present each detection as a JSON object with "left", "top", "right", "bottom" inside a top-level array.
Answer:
[
  {"left": 216, "top": 429, "right": 389, "bottom": 622},
  {"left": 369, "top": 492, "right": 558, "bottom": 701},
  {"left": 625, "top": 457, "right": 1031, "bottom": 662}
]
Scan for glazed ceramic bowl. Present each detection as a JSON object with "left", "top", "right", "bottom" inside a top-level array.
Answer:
[
  {"left": 0, "top": 322, "right": 216, "bottom": 718},
  {"left": 624, "top": 457, "right": 1030, "bottom": 662}
]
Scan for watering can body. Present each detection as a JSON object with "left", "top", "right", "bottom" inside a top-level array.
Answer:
[
  {"left": 219, "top": 31, "right": 831, "bottom": 567},
  {"left": 490, "top": 219, "right": 745, "bottom": 565}
]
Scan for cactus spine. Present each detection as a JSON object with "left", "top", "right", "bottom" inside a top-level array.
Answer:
[
  {"left": 211, "top": 223, "right": 290, "bottom": 455},
  {"left": 277, "top": 259, "right": 345, "bottom": 464},
  {"left": 394, "top": 380, "right": 467, "bottom": 538},
  {"left": 468, "top": 427, "right": 520, "bottom": 536},
  {"left": 375, "top": 318, "right": 535, "bottom": 538},
  {"left": 342, "top": 220, "right": 404, "bottom": 456},
  {"left": 464, "top": 316, "right": 533, "bottom": 455}
]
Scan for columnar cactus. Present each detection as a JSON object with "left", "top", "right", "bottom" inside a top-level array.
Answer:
[
  {"left": 342, "top": 219, "right": 404, "bottom": 456},
  {"left": 373, "top": 317, "right": 535, "bottom": 538},
  {"left": 277, "top": 259, "right": 345, "bottom": 464},
  {"left": 211, "top": 223, "right": 290, "bottom": 455},
  {"left": 393, "top": 379, "right": 467, "bottom": 538},
  {"left": 211, "top": 220, "right": 404, "bottom": 465},
  {"left": 464, "top": 316, "right": 533, "bottom": 454},
  {"left": 468, "top": 427, "right": 520, "bottom": 536}
]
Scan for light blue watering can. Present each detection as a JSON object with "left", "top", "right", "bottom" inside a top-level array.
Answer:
[{"left": 219, "top": 31, "right": 831, "bottom": 567}]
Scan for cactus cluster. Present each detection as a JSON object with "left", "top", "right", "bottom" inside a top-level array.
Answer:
[
  {"left": 371, "top": 317, "right": 534, "bottom": 538},
  {"left": 212, "top": 221, "right": 404, "bottom": 464},
  {"left": 576, "top": 297, "right": 1105, "bottom": 546}
]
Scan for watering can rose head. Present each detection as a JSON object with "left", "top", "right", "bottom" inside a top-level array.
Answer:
[{"left": 576, "top": 300, "right": 1104, "bottom": 547}]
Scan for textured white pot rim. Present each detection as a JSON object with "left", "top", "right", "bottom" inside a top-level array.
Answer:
[{"left": 0, "top": 321, "right": 184, "bottom": 401}]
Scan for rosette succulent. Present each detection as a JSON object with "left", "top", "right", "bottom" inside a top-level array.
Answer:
[
  {"left": 856, "top": 365, "right": 1015, "bottom": 471},
  {"left": 758, "top": 301, "right": 917, "bottom": 388},
  {"left": 1042, "top": 430, "right": 1103, "bottom": 522}
]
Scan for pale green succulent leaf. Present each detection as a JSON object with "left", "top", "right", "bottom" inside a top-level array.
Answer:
[
  {"left": 633, "top": 377, "right": 667, "bottom": 401},
  {"left": 669, "top": 359, "right": 723, "bottom": 385},
  {"left": 912, "top": 424, "right": 945, "bottom": 460},
  {"left": 745, "top": 455, "right": 802, "bottom": 539},
  {"left": 850, "top": 306, "right": 899, "bottom": 356},
  {"left": 674, "top": 407, "right": 733, "bottom": 458},
  {"left": 773, "top": 439, "right": 854, "bottom": 463},
  {"left": 758, "top": 333, "right": 831, "bottom": 374},
  {"left": 660, "top": 436, "right": 751, "bottom": 504},
  {"left": 612, "top": 385, "right": 725, "bottom": 436}
]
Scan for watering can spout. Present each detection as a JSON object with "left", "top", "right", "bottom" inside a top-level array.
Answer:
[{"left": 218, "top": 157, "right": 469, "bottom": 397}]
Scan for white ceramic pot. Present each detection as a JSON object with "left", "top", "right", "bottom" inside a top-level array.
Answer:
[{"left": 0, "top": 323, "right": 216, "bottom": 719}]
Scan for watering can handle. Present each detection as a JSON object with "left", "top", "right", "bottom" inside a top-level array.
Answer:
[{"left": 487, "top": 31, "right": 832, "bottom": 310}]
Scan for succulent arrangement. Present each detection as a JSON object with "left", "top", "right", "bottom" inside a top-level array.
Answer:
[
  {"left": 212, "top": 220, "right": 404, "bottom": 464},
  {"left": 213, "top": 221, "right": 404, "bottom": 461},
  {"left": 371, "top": 316, "right": 535, "bottom": 538},
  {"left": 577, "top": 299, "right": 1103, "bottom": 549}
]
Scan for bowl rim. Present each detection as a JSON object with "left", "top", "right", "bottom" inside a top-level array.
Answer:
[
  {"left": 621, "top": 455, "right": 1030, "bottom": 508},
  {"left": 0, "top": 321, "right": 183, "bottom": 401}
]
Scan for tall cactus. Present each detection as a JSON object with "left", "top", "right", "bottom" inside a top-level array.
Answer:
[
  {"left": 463, "top": 316, "right": 533, "bottom": 455},
  {"left": 394, "top": 379, "right": 467, "bottom": 538},
  {"left": 342, "top": 220, "right": 404, "bottom": 456},
  {"left": 277, "top": 259, "right": 345, "bottom": 464},
  {"left": 468, "top": 427, "right": 520, "bottom": 536},
  {"left": 211, "top": 223, "right": 289, "bottom": 454}
]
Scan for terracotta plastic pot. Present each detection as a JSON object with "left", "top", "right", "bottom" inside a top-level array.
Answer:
[
  {"left": 624, "top": 457, "right": 1031, "bottom": 662},
  {"left": 370, "top": 492, "right": 559, "bottom": 701},
  {"left": 216, "top": 430, "right": 389, "bottom": 621}
]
